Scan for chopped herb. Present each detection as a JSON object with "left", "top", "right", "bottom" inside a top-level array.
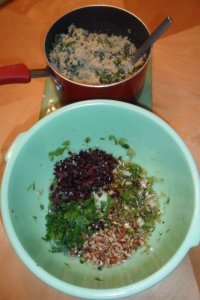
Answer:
[
  {"left": 121, "top": 143, "right": 130, "bottom": 149},
  {"left": 45, "top": 196, "right": 103, "bottom": 249},
  {"left": 48, "top": 140, "right": 70, "bottom": 161},
  {"left": 108, "top": 136, "right": 133, "bottom": 151},
  {"left": 40, "top": 204, "right": 45, "bottom": 210},
  {"left": 33, "top": 216, "right": 37, "bottom": 221},
  {"left": 95, "top": 277, "right": 103, "bottom": 282},
  {"left": 142, "top": 244, "right": 152, "bottom": 254},
  {"left": 68, "top": 63, "right": 79, "bottom": 76},
  {"left": 49, "top": 244, "right": 62, "bottom": 253},
  {"left": 54, "top": 56, "right": 60, "bottom": 69},
  {"left": 123, "top": 43, "right": 131, "bottom": 58},
  {"left": 114, "top": 57, "right": 122, "bottom": 67},
  {"left": 97, "top": 266, "right": 103, "bottom": 271},
  {"left": 97, "top": 70, "right": 112, "bottom": 84},
  {"left": 65, "top": 41, "right": 75, "bottom": 48},
  {"left": 79, "top": 258, "right": 85, "bottom": 264},
  {"left": 85, "top": 137, "right": 91, "bottom": 143},
  {"left": 126, "top": 147, "right": 135, "bottom": 159},
  {"left": 118, "top": 137, "right": 128, "bottom": 146},
  {"left": 62, "top": 140, "right": 70, "bottom": 147},
  {"left": 64, "top": 263, "right": 69, "bottom": 267},
  {"left": 54, "top": 34, "right": 62, "bottom": 46},
  {"left": 108, "top": 134, "right": 118, "bottom": 144},
  {"left": 97, "top": 68, "right": 125, "bottom": 84},
  {"left": 27, "top": 182, "right": 36, "bottom": 191},
  {"left": 118, "top": 137, "right": 131, "bottom": 150},
  {"left": 97, "top": 37, "right": 105, "bottom": 44},
  {"left": 94, "top": 50, "right": 105, "bottom": 62},
  {"left": 68, "top": 25, "right": 75, "bottom": 37}
]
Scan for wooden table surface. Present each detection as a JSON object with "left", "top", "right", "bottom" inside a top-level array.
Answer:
[{"left": 0, "top": 1, "right": 200, "bottom": 299}]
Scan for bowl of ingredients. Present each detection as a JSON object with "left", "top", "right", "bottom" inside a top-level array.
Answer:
[
  {"left": 0, "top": 5, "right": 151, "bottom": 104},
  {"left": 1, "top": 100, "right": 200, "bottom": 299}
]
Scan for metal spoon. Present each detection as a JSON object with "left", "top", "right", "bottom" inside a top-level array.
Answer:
[{"left": 131, "top": 16, "right": 173, "bottom": 65}]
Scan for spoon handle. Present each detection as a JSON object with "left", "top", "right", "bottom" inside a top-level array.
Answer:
[{"left": 132, "top": 16, "right": 173, "bottom": 65}]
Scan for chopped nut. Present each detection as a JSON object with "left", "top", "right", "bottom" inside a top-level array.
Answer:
[{"left": 124, "top": 222, "right": 131, "bottom": 229}]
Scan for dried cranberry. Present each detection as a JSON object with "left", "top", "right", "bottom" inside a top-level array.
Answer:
[{"left": 50, "top": 149, "right": 118, "bottom": 205}]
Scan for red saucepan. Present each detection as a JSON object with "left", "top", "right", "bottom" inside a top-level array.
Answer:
[{"left": 0, "top": 5, "right": 152, "bottom": 104}]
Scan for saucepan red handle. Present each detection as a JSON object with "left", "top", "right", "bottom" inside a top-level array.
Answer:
[{"left": 0, "top": 64, "right": 31, "bottom": 84}]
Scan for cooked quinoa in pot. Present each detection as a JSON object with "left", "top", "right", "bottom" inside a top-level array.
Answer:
[{"left": 49, "top": 24, "right": 146, "bottom": 85}]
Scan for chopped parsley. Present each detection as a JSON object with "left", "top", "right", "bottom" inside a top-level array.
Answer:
[
  {"left": 27, "top": 182, "right": 36, "bottom": 191},
  {"left": 95, "top": 277, "right": 103, "bottom": 282},
  {"left": 108, "top": 135, "right": 135, "bottom": 158},
  {"left": 48, "top": 140, "right": 70, "bottom": 161},
  {"left": 85, "top": 137, "right": 91, "bottom": 143}
]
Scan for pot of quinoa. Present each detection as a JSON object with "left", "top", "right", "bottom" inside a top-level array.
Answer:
[
  {"left": 1, "top": 100, "right": 200, "bottom": 299},
  {"left": 44, "top": 5, "right": 151, "bottom": 104}
]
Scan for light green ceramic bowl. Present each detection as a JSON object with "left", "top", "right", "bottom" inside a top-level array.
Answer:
[{"left": 1, "top": 100, "right": 200, "bottom": 299}]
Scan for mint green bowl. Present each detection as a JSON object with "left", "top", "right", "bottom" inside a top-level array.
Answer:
[{"left": 1, "top": 100, "right": 200, "bottom": 299}]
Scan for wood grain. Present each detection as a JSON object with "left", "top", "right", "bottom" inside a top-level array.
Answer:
[
  {"left": 0, "top": 0, "right": 200, "bottom": 298},
  {"left": 124, "top": 0, "right": 200, "bottom": 36}
]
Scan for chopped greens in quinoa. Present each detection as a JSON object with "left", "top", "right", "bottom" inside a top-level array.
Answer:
[
  {"left": 44, "top": 147, "right": 161, "bottom": 268},
  {"left": 49, "top": 24, "right": 146, "bottom": 85}
]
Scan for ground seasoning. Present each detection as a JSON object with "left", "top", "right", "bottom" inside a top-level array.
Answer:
[{"left": 45, "top": 148, "right": 161, "bottom": 267}]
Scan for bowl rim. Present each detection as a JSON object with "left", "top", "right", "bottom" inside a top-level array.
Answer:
[{"left": 1, "top": 99, "right": 200, "bottom": 299}]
